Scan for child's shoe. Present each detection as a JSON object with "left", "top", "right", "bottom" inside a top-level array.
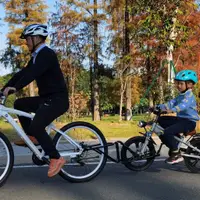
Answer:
[{"left": 165, "top": 151, "right": 183, "bottom": 164}]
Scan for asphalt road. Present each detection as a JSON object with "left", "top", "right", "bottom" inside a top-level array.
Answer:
[
  {"left": 0, "top": 142, "right": 200, "bottom": 200},
  {"left": 1, "top": 161, "right": 200, "bottom": 200}
]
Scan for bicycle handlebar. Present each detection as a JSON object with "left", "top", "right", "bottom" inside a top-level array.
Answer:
[{"left": 149, "top": 106, "right": 167, "bottom": 115}]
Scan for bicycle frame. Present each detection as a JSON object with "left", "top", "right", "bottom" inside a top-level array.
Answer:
[
  {"left": 0, "top": 104, "right": 83, "bottom": 160},
  {"left": 139, "top": 114, "right": 200, "bottom": 159}
]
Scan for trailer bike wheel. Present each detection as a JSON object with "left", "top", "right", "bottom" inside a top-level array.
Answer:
[
  {"left": 184, "top": 139, "right": 200, "bottom": 173},
  {"left": 121, "top": 136, "right": 156, "bottom": 171},
  {"left": 53, "top": 121, "right": 108, "bottom": 182},
  {"left": 0, "top": 132, "right": 14, "bottom": 187}
]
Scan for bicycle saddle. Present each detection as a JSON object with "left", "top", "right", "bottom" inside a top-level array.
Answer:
[{"left": 184, "top": 130, "right": 196, "bottom": 136}]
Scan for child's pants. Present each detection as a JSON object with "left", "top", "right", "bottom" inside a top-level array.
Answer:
[{"left": 157, "top": 116, "right": 196, "bottom": 151}]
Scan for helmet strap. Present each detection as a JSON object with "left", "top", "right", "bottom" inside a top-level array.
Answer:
[{"left": 181, "top": 81, "right": 192, "bottom": 93}]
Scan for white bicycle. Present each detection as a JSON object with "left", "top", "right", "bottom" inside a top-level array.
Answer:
[{"left": 0, "top": 92, "right": 108, "bottom": 187}]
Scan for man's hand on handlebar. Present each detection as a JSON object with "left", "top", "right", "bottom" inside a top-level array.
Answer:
[{"left": 2, "top": 87, "right": 16, "bottom": 97}]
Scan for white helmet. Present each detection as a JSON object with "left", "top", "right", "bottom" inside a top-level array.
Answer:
[{"left": 20, "top": 24, "right": 48, "bottom": 39}]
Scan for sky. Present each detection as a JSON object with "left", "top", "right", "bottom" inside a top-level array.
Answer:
[
  {"left": 0, "top": 0, "right": 113, "bottom": 76},
  {"left": 0, "top": 0, "right": 112, "bottom": 76},
  {"left": 0, "top": 0, "right": 56, "bottom": 76}
]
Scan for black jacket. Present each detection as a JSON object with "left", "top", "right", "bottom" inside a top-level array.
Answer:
[{"left": 3, "top": 46, "right": 68, "bottom": 97}]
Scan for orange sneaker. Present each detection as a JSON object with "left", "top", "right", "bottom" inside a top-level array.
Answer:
[
  {"left": 48, "top": 157, "right": 66, "bottom": 178},
  {"left": 14, "top": 136, "right": 39, "bottom": 146}
]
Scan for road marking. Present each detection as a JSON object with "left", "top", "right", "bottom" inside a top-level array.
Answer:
[{"left": 6, "top": 158, "right": 167, "bottom": 169}]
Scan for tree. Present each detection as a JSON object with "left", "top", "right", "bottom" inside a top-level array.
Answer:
[
  {"left": 98, "top": 66, "right": 120, "bottom": 113},
  {"left": 173, "top": 5, "right": 200, "bottom": 69},
  {"left": 127, "top": 0, "right": 199, "bottom": 105},
  {"left": 1, "top": 0, "right": 47, "bottom": 96},
  {"left": 105, "top": 1, "right": 133, "bottom": 118},
  {"left": 50, "top": 0, "right": 89, "bottom": 120},
  {"left": 50, "top": 0, "right": 107, "bottom": 121}
]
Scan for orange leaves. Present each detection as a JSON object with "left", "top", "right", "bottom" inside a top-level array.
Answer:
[
  {"left": 69, "top": 91, "right": 89, "bottom": 118},
  {"left": 3, "top": 0, "right": 47, "bottom": 70}
]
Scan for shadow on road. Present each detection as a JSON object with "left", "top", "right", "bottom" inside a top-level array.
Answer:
[{"left": 1, "top": 162, "right": 200, "bottom": 200}]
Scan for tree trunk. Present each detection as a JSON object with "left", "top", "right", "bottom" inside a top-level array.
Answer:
[
  {"left": 119, "top": 89, "right": 123, "bottom": 121},
  {"left": 125, "top": 76, "right": 132, "bottom": 120},
  {"left": 146, "top": 56, "right": 153, "bottom": 107},
  {"left": 90, "top": 57, "right": 94, "bottom": 118},
  {"left": 93, "top": 0, "right": 100, "bottom": 121},
  {"left": 124, "top": 0, "right": 131, "bottom": 120},
  {"left": 71, "top": 66, "right": 76, "bottom": 121},
  {"left": 159, "top": 74, "right": 164, "bottom": 104},
  {"left": 159, "top": 60, "right": 164, "bottom": 104},
  {"left": 167, "top": 8, "right": 178, "bottom": 98},
  {"left": 149, "top": 92, "right": 154, "bottom": 107},
  {"left": 119, "top": 75, "right": 126, "bottom": 121},
  {"left": 167, "top": 46, "right": 175, "bottom": 98}
]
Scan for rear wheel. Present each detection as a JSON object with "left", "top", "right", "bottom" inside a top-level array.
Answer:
[
  {"left": 121, "top": 136, "right": 155, "bottom": 171},
  {"left": 53, "top": 121, "right": 108, "bottom": 182},
  {"left": 184, "top": 139, "right": 200, "bottom": 173},
  {"left": 0, "top": 132, "right": 14, "bottom": 187}
]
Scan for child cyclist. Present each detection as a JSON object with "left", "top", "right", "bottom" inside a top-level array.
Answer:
[{"left": 156, "top": 69, "right": 199, "bottom": 164}]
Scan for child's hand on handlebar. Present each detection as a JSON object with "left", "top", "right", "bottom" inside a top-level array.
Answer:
[
  {"left": 3, "top": 87, "right": 16, "bottom": 97},
  {"left": 149, "top": 105, "right": 161, "bottom": 113},
  {"left": 148, "top": 107, "right": 155, "bottom": 113}
]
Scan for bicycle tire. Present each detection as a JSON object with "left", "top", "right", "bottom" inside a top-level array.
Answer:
[
  {"left": 121, "top": 136, "right": 155, "bottom": 171},
  {"left": 53, "top": 121, "right": 108, "bottom": 182},
  {"left": 0, "top": 132, "right": 14, "bottom": 187},
  {"left": 184, "top": 138, "right": 200, "bottom": 173}
]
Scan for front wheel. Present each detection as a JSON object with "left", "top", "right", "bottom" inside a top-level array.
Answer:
[
  {"left": 53, "top": 121, "right": 108, "bottom": 182},
  {"left": 0, "top": 132, "right": 14, "bottom": 187},
  {"left": 184, "top": 139, "right": 200, "bottom": 173},
  {"left": 121, "top": 136, "right": 155, "bottom": 171}
]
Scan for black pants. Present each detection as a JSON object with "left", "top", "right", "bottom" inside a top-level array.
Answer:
[
  {"left": 14, "top": 93, "right": 69, "bottom": 159},
  {"left": 158, "top": 116, "right": 196, "bottom": 151}
]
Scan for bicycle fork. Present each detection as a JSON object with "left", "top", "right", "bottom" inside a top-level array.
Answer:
[{"left": 140, "top": 136, "right": 151, "bottom": 155}]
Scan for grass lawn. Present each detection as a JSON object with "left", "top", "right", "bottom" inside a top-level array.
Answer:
[
  {"left": 0, "top": 115, "right": 147, "bottom": 142},
  {"left": 78, "top": 115, "right": 147, "bottom": 140},
  {"left": 1, "top": 114, "right": 199, "bottom": 142}
]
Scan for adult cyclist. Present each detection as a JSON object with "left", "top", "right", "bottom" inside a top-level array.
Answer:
[{"left": 1, "top": 24, "right": 69, "bottom": 177}]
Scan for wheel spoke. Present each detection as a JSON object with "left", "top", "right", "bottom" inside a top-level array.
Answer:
[
  {"left": 0, "top": 134, "right": 14, "bottom": 187},
  {"left": 53, "top": 122, "right": 107, "bottom": 182},
  {"left": 190, "top": 159, "right": 199, "bottom": 166},
  {"left": 185, "top": 140, "right": 200, "bottom": 173},
  {"left": 121, "top": 137, "right": 155, "bottom": 171}
]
